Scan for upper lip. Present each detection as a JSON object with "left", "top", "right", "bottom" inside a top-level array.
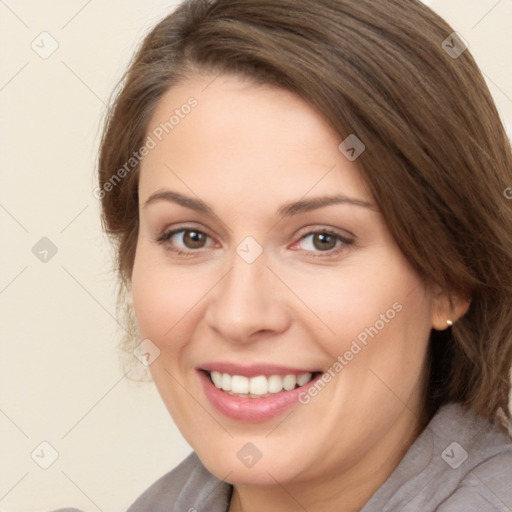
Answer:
[{"left": 199, "top": 362, "right": 320, "bottom": 378}]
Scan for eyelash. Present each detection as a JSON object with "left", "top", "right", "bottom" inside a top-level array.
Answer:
[
  {"left": 289, "top": 230, "right": 353, "bottom": 258},
  {"left": 155, "top": 227, "right": 354, "bottom": 258},
  {"left": 154, "top": 227, "right": 354, "bottom": 258},
  {"left": 155, "top": 227, "right": 216, "bottom": 257}
]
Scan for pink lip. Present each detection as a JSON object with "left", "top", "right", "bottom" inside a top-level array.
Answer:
[{"left": 197, "top": 369, "right": 321, "bottom": 423}]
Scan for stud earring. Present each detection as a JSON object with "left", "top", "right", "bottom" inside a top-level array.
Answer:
[{"left": 446, "top": 319, "right": 453, "bottom": 326}]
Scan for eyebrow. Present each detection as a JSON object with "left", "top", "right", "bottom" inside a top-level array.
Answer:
[
  {"left": 143, "top": 190, "right": 375, "bottom": 217},
  {"left": 143, "top": 190, "right": 214, "bottom": 215},
  {"left": 277, "top": 195, "right": 376, "bottom": 217}
]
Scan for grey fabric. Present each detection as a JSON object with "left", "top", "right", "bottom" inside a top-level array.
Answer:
[
  {"left": 363, "top": 403, "right": 512, "bottom": 511},
  {"left": 126, "top": 452, "right": 232, "bottom": 512},
  {"left": 126, "top": 403, "right": 512, "bottom": 511}
]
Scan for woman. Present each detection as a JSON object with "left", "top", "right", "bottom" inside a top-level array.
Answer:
[{"left": 97, "top": 0, "right": 512, "bottom": 510}]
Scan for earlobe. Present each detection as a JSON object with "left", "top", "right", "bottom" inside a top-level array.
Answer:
[{"left": 431, "top": 292, "right": 471, "bottom": 331}]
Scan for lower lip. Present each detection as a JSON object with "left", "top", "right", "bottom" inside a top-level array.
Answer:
[{"left": 198, "top": 370, "right": 320, "bottom": 422}]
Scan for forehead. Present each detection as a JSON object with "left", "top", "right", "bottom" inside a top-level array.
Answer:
[{"left": 139, "top": 74, "right": 371, "bottom": 204}]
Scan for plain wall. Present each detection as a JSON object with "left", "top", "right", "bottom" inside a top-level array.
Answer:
[{"left": 1, "top": 1, "right": 511, "bottom": 511}]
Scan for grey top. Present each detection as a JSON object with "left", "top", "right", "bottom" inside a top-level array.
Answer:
[{"left": 125, "top": 403, "right": 512, "bottom": 512}]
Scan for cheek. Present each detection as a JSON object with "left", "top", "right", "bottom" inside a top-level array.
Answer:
[
  {"left": 130, "top": 247, "right": 205, "bottom": 347},
  {"left": 282, "top": 261, "right": 420, "bottom": 339},
  {"left": 284, "top": 255, "right": 432, "bottom": 383}
]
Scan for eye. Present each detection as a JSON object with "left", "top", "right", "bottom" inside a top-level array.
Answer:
[
  {"left": 293, "top": 230, "right": 353, "bottom": 256},
  {"left": 155, "top": 228, "right": 215, "bottom": 253},
  {"left": 300, "top": 232, "right": 338, "bottom": 251}
]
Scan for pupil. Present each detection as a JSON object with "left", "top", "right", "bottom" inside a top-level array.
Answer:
[
  {"left": 314, "top": 233, "right": 336, "bottom": 251},
  {"left": 184, "top": 231, "right": 205, "bottom": 249}
]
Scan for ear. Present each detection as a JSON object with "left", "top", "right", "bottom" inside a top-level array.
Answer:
[{"left": 431, "top": 290, "right": 471, "bottom": 331}]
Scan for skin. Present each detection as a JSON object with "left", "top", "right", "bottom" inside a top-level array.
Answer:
[{"left": 131, "top": 74, "right": 467, "bottom": 512}]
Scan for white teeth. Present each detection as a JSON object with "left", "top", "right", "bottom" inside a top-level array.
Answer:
[
  {"left": 268, "top": 375, "right": 283, "bottom": 393},
  {"left": 297, "top": 372, "right": 312, "bottom": 386},
  {"left": 211, "top": 371, "right": 223, "bottom": 388},
  {"left": 208, "top": 371, "right": 314, "bottom": 397},
  {"left": 249, "top": 375, "right": 268, "bottom": 395},
  {"left": 221, "top": 372, "right": 232, "bottom": 391},
  {"left": 282, "top": 374, "right": 297, "bottom": 391},
  {"left": 231, "top": 375, "right": 249, "bottom": 394}
]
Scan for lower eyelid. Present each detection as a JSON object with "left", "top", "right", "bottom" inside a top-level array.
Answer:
[
  {"left": 158, "top": 229, "right": 220, "bottom": 253},
  {"left": 156, "top": 228, "right": 352, "bottom": 255},
  {"left": 295, "top": 231, "right": 352, "bottom": 246},
  {"left": 156, "top": 227, "right": 208, "bottom": 242}
]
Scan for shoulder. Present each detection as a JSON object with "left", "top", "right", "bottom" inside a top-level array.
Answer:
[
  {"left": 126, "top": 451, "right": 232, "bottom": 512},
  {"left": 436, "top": 430, "right": 512, "bottom": 512},
  {"left": 363, "top": 403, "right": 512, "bottom": 512},
  {"left": 424, "top": 403, "right": 512, "bottom": 511}
]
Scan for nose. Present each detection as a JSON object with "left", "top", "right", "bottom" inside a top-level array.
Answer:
[{"left": 204, "top": 254, "right": 291, "bottom": 344}]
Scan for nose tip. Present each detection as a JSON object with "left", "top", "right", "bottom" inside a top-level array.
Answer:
[{"left": 205, "top": 258, "right": 290, "bottom": 344}]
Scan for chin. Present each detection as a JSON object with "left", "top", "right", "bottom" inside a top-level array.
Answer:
[{"left": 191, "top": 435, "right": 313, "bottom": 487}]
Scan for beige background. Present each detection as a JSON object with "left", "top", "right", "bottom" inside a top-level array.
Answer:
[{"left": 1, "top": 1, "right": 511, "bottom": 511}]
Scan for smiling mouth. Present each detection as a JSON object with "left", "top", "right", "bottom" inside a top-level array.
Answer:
[{"left": 205, "top": 370, "right": 320, "bottom": 398}]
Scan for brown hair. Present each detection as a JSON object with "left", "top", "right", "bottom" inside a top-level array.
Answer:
[{"left": 98, "top": 0, "right": 512, "bottom": 427}]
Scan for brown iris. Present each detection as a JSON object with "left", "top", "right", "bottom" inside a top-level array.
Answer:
[
  {"left": 312, "top": 233, "right": 337, "bottom": 251},
  {"left": 183, "top": 230, "right": 207, "bottom": 249}
]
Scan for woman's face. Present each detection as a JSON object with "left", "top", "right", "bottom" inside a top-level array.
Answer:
[{"left": 132, "top": 74, "right": 440, "bottom": 487}]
